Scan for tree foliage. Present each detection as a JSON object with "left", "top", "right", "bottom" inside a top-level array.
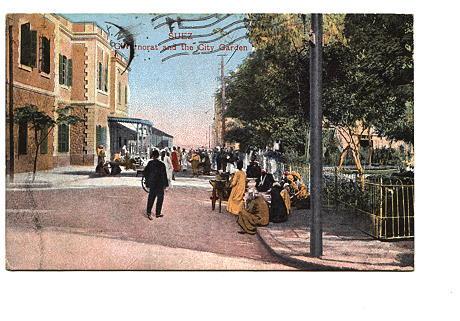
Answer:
[
  {"left": 323, "top": 14, "right": 414, "bottom": 174},
  {"left": 14, "top": 105, "right": 83, "bottom": 180},
  {"left": 223, "top": 14, "right": 414, "bottom": 167}
]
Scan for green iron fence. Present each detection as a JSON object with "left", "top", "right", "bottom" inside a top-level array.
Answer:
[
  {"left": 323, "top": 169, "right": 414, "bottom": 240},
  {"left": 288, "top": 164, "right": 414, "bottom": 240}
]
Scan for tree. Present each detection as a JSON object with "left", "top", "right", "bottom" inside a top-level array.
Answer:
[
  {"left": 223, "top": 14, "right": 414, "bottom": 172},
  {"left": 224, "top": 14, "right": 347, "bottom": 160},
  {"left": 223, "top": 14, "right": 310, "bottom": 157},
  {"left": 14, "top": 105, "right": 83, "bottom": 181},
  {"left": 323, "top": 14, "right": 414, "bottom": 176}
]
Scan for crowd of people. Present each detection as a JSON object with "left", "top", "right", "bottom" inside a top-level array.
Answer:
[{"left": 94, "top": 143, "right": 309, "bottom": 232}]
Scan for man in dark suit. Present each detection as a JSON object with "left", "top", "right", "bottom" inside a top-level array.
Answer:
[
  {"left": 144, "top": 149, "right": 169, "bottom": 220},
  {"left": 255, "top": 169, "right": 275, "bottom": 192}
]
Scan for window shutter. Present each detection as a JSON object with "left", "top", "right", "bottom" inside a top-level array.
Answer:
[
  {"left": 30, "top": 30, "right": 37, "bottom": 68},
  {"left": 125, "top": 86, "right": 128, "bottom": 104},
  {"left": 41, "top": 37, "right": 50, "bottom": 74},
  {"left": 67, "top": 59, "right": 73, "bottom": 86},
  {"left": 20, "top": 23, "right": 30, "bottom": 66},
  {"left": 98, "top": 63, "right": 102, "bottom": 90},
  {"left": 39, "top": 37, "right": 43, "bottom": 71},
  {"left": 65, "top": 124, "right": 69, "bottom": 152},
  {"left": 62, "top": 56, "right": 67, "bottom": 86},
  {"left": 102, "top": 127, "right": 107, "bottom": 146},
  {"left": 104, "top": 66, "right": 108, "bottom": 92},
  {"left": 58, "top": 124, "right": 63, "bottom": 152},
  {"left": 58, "top": 124, "right": 69, "bottom": 152},
  {"left": 96, "top": 125, "right": 101, "bottom": 146},
  {"left": 59, "top": 54, "right": 63, "bottom": 84}
]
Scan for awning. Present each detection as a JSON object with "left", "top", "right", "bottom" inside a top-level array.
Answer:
[{"left": 108, "top": 116, "right": 153, "bottom": 127}]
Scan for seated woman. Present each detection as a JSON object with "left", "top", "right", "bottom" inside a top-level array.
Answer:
[
  {"left": 269, "top": 182, "right": 288, "bottom": 223},
  {"left": 237, "top": 191, "right": 269, "bottom": 235}
]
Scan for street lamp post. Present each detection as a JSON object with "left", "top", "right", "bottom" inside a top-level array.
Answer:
[{"left": 309, "top": 13, "right": 323, "bottom": 257}]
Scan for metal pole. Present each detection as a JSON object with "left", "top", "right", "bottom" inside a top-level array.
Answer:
[
  {"left": 218, "top": 55, "right": 226, "bottom": 147},
  {"left": 309, "top": 13, "right": 323, "bottom": 257},
  {"left": 136, "top": 123, "right": 139, "bottom": 155},
  {"left": 8, "top": 24, "right": 14, "bottom": 182}
]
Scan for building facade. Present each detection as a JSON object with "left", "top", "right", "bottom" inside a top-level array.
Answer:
[
  {"left": 151, "top": 128, "right": 174, "bottom": 149},
  {"left": 6, "top": 14, "right": 130, "bottom": 173}
]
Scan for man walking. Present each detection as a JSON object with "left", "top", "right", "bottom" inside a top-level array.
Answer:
[{"left": 144, "top": 149, "right": 169, "bottom": 220}]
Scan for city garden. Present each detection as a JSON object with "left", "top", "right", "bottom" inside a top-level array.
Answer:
[{"left": 218, "top": 14, "right": 414, "bottom": 240}]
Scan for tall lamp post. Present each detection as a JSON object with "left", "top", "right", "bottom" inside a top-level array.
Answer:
[{"left": 309, "top": 13, "right": 323, "bottom": 257}]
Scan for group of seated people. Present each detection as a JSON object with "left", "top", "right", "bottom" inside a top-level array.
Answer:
[
  {"left": 95, "top": 145, "right": 124, "bottom": 176},
  {"left": 223, "top": 158, "right": 310, "bottom": 235},
  {"left": 236, "top": 182, "right": 293, "bottom": 235}
]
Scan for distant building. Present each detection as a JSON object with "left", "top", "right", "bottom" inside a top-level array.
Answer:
[{"left": 150, "top": 127, "right": 174, "bottom": 149}]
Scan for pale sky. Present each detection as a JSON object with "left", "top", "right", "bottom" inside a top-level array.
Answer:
[{"left": 64, "top": 14, "right": 252, "bottom": 148}]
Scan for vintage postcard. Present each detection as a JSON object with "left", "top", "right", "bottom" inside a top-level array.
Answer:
[{"left": 5, "top": 13, "right": 414, "bottom": 270}]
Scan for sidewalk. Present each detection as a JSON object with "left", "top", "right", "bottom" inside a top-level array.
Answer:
[
  {"left": 6, "top": 166, "right": 214, "bottom": 190},
  {"left": 6, "top": 166, "right": 96, "bottom": 189},
  {"left": 257, "top": 206, "right": 414, "bottom": 271}
]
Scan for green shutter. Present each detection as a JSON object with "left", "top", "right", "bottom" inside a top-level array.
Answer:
[
  {"left": 96, "top": 126, "right": 107, "bottom": 147},
  {"left": 98, "top": 63, "right": 102, "bottom": 90},
  {"left": 20, "top": 23, "right": 29, "bottom": 65},
  {"left": 67, "top": 59, "right": 73, "bottom": 86},
  {"left": 62, "top": 56, "right": 67, "bottom": 85},
  {"left": 96, "top": 125, "right": 101, "bottom": 146},
  {"left": 38, "top": 37, "right": 43, "bottom": 71},
  {"left": 102, "top": 127, "right": 107, "bottom": 146},
  {"left": 30, "top": 30, "right": 37, "bottom": 68},
  {"left": 65, "top": 124, "right": 69, "bottom": 152},
  {"left": 104, "top": 66, "right": 108, "bottom": 92},
  {"left": 39, "top": 37, "right": 51, "bottom": 73},
  {"left": 43, "top": 37, "right": 50, "bottom": 73},
  {"left": 59, "top": 54, "right": 63, "bottom": 84},
  {"left": 58, "top": 124, "right": 69, "bottom": 152}
]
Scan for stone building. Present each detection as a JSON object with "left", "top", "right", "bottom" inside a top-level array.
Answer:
[{"left": 6, "top": 13, "right": 130, "bottom": 173}]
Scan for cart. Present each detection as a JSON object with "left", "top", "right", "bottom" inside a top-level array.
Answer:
[{"left": 209, "top": 179, "right": 232, "bottom": 213}]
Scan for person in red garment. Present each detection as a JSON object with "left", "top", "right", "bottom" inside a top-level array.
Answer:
[{"left": 171, "top": 146, "right": 181, "bottom": 172}]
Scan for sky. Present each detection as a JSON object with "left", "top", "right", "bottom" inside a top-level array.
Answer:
[{"left": 63, "top": 14, "right": 253, "bottom": 148}]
